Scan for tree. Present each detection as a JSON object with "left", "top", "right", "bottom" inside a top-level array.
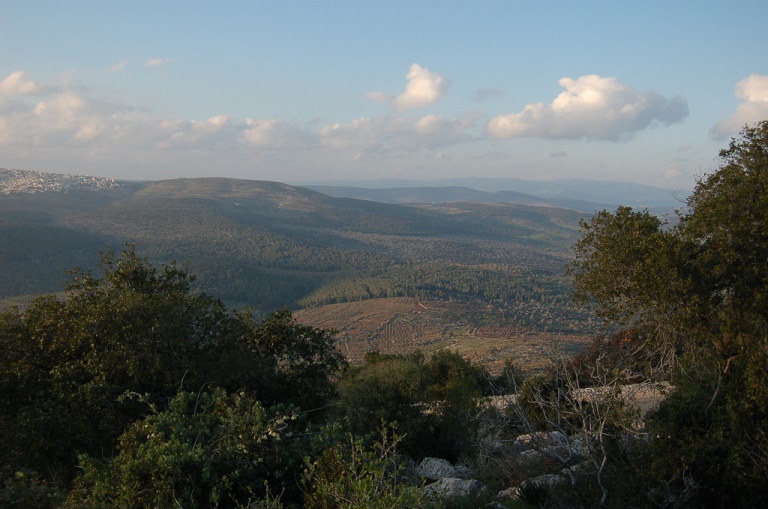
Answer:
[
  {"left": 1, "top": 246, "right": 232, "bottom": 482},
  {"left": 238, "top": 308, "right": 345, "bottom": 410},
  {"left": 336, "top": 350, "right": 485, "bottom": 460},
  {"left": 566, "top": 121, "right": 768, "bottom": 507},
  {"left": 0, "top": 245, "right": 345, "bottom": 492},
  {"left": 65, "top": 389, "right": 299, "bottom": 509}
]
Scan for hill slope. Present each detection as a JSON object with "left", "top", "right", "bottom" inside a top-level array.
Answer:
[{"left": 1, "top": 171, "right": 597, "bottom": 357}]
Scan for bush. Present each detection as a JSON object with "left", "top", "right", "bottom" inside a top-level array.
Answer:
[
  {"left": 66, "top": 389, "right": 303, "bottom": 508},
  {"left": 337, "top": 350, "right": 485, "bottom": 460},
  {"left": 303, "top": 424, "right": 428, "bottom": 509}
]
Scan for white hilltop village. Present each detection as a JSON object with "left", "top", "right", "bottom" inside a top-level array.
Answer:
[{"left": 0, "top": 168, "right": 123, "bottom": 195}]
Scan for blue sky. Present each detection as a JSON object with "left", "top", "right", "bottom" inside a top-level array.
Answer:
[{"left": 1, "top": 1, "right": 767, "bottom": 190}]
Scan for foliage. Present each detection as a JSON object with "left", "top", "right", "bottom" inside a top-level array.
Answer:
[
  {"left": 0, "top": 245, "right": 344, "bottom": 491},
  {"left": 566, "top": 121, "right": 768, "bottom": 507},
  {"left": 1, "top": 179, "right": 591, "bottom": 331},
  {"left": 237, "top": 308, "right": 346, "bottom": 410},
  {"left": 65, "top": 389, "right": 300, "bottom": 508},
  {"left": 0, "top": 470, "right": 67, "bottom": 509},
  {"left": 303, "top": 424, "right": 429, "bottom": 509},
  {"left": 568, "top": 206, "right": 688, "bottom": 336},
  {"left": 337, "top": 350, "right": 486, "bottom": 460}
]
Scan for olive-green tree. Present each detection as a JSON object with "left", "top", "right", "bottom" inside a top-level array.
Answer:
[
  {"left": 66, "top": 388, "right": 299, "bottom": 509},
  {"left": 0, "top": 245, "right": 345, "bottom": 495},
  {"left": 1, "top": 246, "right": 233, "bottom": 482},
  {"left": 336, "top": 350, "right": 485, "bottom": 461},
  {"left": 567, "top": 121, "right": 768, "bottom": 507}
]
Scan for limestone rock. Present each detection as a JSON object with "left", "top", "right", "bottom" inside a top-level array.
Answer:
[
  {"left": 497, "top": 486, "right": 520, "bottom": 500},
  {"left": 422, "top": 477, "right": 484, "bottom": 500},
  {"left": 416, "top": 457, "right": 457, "bottom": 481}
]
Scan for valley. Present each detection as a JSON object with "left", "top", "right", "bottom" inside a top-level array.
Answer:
[{"left": 1, "top": 168, "right": 605, "bottom": 368}]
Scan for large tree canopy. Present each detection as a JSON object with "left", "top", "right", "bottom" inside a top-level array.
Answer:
[
  {"left": 0, "top": 246, "right": 345, "bottom": 486},
  {"left": 568, "top": 121, "right": 768, "bottom": 507}
]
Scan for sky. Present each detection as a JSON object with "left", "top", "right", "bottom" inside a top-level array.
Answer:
[{"left": 1, "top": 1, "right": 767, "bottom": 190}]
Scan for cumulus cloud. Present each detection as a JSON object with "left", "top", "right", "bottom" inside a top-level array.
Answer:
[
  {"left": 145, "top": 58, "right": 171, "bottom": 68},
  {"left": 154, "top": 115, "right": 239, "bottom": 150},
  {"left": 0, "top": 71, "right": 43, "bottom": 95},
  {"left": 0, "top": 71, "right": 234, "bottom": 151},
  {"left": 710, "top": 74, "right": 768, "bottom": 139},
  {"left": 0, "top": 66, "right": 472, "bottom": 170},
  {"left": 486, "top": 74, "right": 688, "bottom": 141},
  {"left": 365, "top": 91, "right": 392, "bottom": 104},
  {"left": 368, "top": 64, "right": 449, "bottom": 112}
]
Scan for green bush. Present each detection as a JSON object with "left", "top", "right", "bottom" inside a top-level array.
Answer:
[
  {"left": 337, "top": 350, "right": 485, "bottom": 460},
  {"left": 304, "top": 424, "right": 429, "bottom": 509},
  {"left": 66, "top": 389, "right": 303, "bottom": 508}
]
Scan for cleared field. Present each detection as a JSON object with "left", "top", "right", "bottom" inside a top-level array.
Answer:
[{"left": 295, "top": 297, "right": 594, "bottom": 373}]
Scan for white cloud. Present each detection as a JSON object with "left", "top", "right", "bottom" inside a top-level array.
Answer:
[
  {"left": 0, "top": 71, "right": 43, "bottom": 95},
  {"left": 33, "top": 92, "right": 86, "bottom": 119},
  {"left": 369, "top": 64, "right": 449, "bottom": 112},
  {"left": 107, "top": 60, "right": 128, "bottom": 73},
  {"left": 241, "top": 118, "right": 315, "bottom": 150},
  {"left": 486, "top": 74, "right": 688, "bottom": 141},
  {"left": 154, "top": 115, "right": 238, "bottom": 150},
  {"left": 193, "top": 115, "right": 231, "bottom": 133},
  {"left": 0, "top": 67, "right": 470, "bottom": 172},
  {"left": 665, "top": 165, "right": 683, "bottom": 179},
  {"left": 710, "top": 74, "right": 768, "bottom": 139},
  {"left": 319, "top": 113, "right": 472, "bottom": 152},
  {"left": 145, "top": 58, "right": 171, "bottom": 68},
  {"left": 0, "top": 75, "right": 237, "bottom": 151}
]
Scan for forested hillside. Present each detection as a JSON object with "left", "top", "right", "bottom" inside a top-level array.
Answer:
[{"left": 0, "top": 175, "right": 592, "bottom": 333}]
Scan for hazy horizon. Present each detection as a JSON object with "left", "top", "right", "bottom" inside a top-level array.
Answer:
[{"left": 2, "top": 1, "right": 766, "bottom": 190}]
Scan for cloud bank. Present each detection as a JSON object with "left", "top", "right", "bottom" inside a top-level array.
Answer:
[
  {"left": 0, "top": 67, "right": 473, "bottom": 162},
  {"left": 710, "top": 74, "right": 768, "bottom": 139},
  {"left": 486, "top": 75, "right": 688, "bottom": 141},
  {"left": 0, "top": 66, "right": 698, "bottom": 185}
]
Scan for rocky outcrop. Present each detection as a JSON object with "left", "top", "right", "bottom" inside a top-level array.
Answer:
[{"left": 417, "top": 430, "right": 590, "bottom": 506}]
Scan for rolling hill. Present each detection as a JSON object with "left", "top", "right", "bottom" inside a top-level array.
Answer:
[{"left": 1, "top": 168, "right": 601, "bottom": 365}]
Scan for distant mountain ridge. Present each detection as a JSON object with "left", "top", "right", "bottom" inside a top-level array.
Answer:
[
  {"left": 302, "top": 185, "right": 613, "bottom": 213},
  {"left": 1, "top": 168, "right": 687, "bottom": 212},
  {"left": 296, "top": 176, "right": 689, "bottom": 211}
]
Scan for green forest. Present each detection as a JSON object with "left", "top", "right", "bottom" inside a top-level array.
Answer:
[
  {"left": 2, "top": 122, "right": 768, "bottom": 508},
  {"left": 0, "top": 173, "right": 590, "bottom": 333}
]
